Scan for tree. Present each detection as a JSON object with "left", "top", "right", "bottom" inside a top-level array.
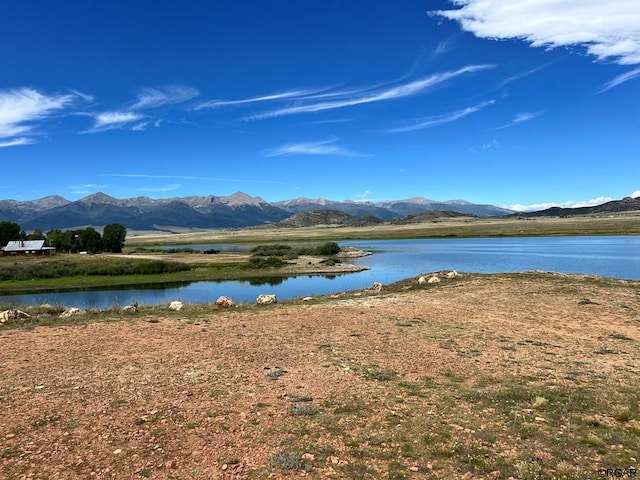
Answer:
[
  {"left": 0, "top": 221, "right": 21, "bottom": 247},
  {"left": 102, "top": 223, "right": 127, "bottom": 253},
  {"left": 28, "top": 229, "right": 45, "bottom": 240},
  {"left": 79, "top": 227, "right": 103, "bottom": 254},
  {"left": 47, "top": 229, "right": 73, "bottom": 252}
]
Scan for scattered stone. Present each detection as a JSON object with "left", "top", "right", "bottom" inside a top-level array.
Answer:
[
  {"left": 446, "top": 270, "right": 459, "bottom": 279},
  {"left": 0, "top": 309, "right": 30, "bottom": 323},
  {"left": 302, "top": 296, "right": 313, "bottom": 302},
  {"left": 417, "top": 276, "right": 427, "bottom": 285},
  {"left": 336, "top": 247, "right": 372, "bottom": 258},
  {"left": 215, "top": 296, "right": 235, "bottom": 308},
  {"left": 428, "top": 276, "right": 440, "bottom": 284},
  {"left": 59, "top": 308, "right": 85, "bottom": 318},
  {"left": 301, "top": 453, "right": 315, "bottom": 462},
  {"left": 256, "top": 294, "right": 277, "bottom": 305},
  {"left": 168, "top": 301, "right": 184, "bottom": 311},
  {"left": 372, "top": 282, "right": 383, "bottom": 292},
  {"left": 112, "top": 449, "right": 122, "bottom": 455},
  {"left": 122, "top": 304, "right": 138, "bottom": 313}
]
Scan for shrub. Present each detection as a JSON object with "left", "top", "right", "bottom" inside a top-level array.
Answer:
[
  {"left": 250, "top": 244, "right": 295, "bottom": 257},
  {"left": 246, "top": 256, "right": 286, "bottom": 269},
  {"left": 314, "top": 242, "right": 341, "bottom": 256}
]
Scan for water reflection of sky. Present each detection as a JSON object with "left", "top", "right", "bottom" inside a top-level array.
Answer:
[{"left": 2, "top": 236, "right": 638, "bottom": 308}]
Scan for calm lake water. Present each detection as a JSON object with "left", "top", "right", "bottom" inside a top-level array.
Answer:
[{"left": 2, "top": 235, "right": 638, "bottom": 308}]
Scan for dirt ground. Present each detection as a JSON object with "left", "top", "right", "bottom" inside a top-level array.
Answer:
[{"left": 1, "top": 272, "right": 639, "bottom": 479}]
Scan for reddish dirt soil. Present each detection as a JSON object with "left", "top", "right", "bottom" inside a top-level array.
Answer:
[{"left": 1, "top": 273, "right": 638, "bottom": 479}]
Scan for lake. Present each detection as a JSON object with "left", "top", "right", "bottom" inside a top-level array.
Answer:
[{"left": 1, "top": 235, "right": 638, "bottom": 308}]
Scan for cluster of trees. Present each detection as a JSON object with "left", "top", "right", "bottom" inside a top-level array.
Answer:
[
  {"left": 0, "top": 221, "right": 127, "bottom": 253},
  {"left": 245, "top": 242, "right": 342, "bottom": 269}
]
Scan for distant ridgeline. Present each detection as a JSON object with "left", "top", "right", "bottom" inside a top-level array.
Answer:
[{"left": 1, "top": 191, "right": 637, "bottom": 231}]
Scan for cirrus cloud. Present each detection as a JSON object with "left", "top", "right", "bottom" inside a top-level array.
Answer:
[
  {"left": 83, "top": 111, "right": 146, "bottom": 133},
  {"left": 262, "top": 138, "right": 371, "bottom": 158},
  {"left": 131, "top": 85, "right": 199, "bottom": 110},
  {"left": 0, "top": 87, "right": 83, "bottom": 147}
]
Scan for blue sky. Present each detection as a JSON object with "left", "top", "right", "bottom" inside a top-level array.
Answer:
[{"left": 1, "top": 0, "right": 639, "bottom": 211}]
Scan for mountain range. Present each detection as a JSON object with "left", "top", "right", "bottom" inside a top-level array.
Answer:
[
  {"left": 0, "top": 192, "right": 514, "bottom": 231},
  {"left": 2, "top": 192, "right": 637, "bottom": 232}
]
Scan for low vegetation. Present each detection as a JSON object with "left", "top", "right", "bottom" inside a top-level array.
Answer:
[
  {"left": 249, "top": 241, "right": 341, "bottom": 258},
  {"left": 244, "top": 241, "right": 341, "bottom": 270},
  {"left": 0, "top": 257, "right": 191, "bottom": 282}
]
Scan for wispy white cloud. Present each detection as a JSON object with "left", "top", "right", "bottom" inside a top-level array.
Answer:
[
  {"left": 69, "top": 183, "right": 110, "bottom": 195},
  {"left": 82, "top": 85, "right": 197, "bottom": 134},
  {"left": 598, "top": 66, "right": 640, "bottom": 93},
  {"left": 131, "top": 121, "right": 150, "bottom": 131},
  {"left": 135, "top": 184, "right": 182, "bottom": 192},
  {"left": 388, "top": 99, "right": 495, "bottom": 133},
  {"left": 84, "top": 111, "right": 146, "bottom": 133},
  {"left": 262, "top": 138, "right": 371, "bottom": 158},
  {"left": 195, "top": 89, "right": 323, "bottom": 110},
  {"left": 498, "top": 62, "right": 552, "bottom": 87},
  {"left": 434, "top": 37, "right": 455, "bottom": 56},
  {"left": 0, "top": 137, "right": 35, "bottom": 148},
  {"left": 504, "top": 196, "right": 613, "bottom": 212},
  {"left": 433, "top": 0, "right": 640, "bottom": 65},
  {"left": 248, "top": 65, "right": 494, "bottom": 120},
  {"left": 495, "top": 111, "right": 541, "bottom": 130},
  {"left": 131, "top": 85, "right": 199, "bottom": 110},
  {"left": 482, "top": 139, "right": 498, "bottom": 150},
  {"left": 0, "top": 87, "right": 82, "bottom": 143},
  {"left": 103, "top": 173, "right": 210, "bottom": 180},
  {"left": 356, "top": 190, "right": 374, "bottom": 200}
]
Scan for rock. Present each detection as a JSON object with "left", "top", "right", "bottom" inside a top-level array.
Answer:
[
  {"left": 446, "top": 270, "right": 459, "bottom": 279},
  {"left": 256, "top": 294, "right": 277, "bottom": 305},
  {"left": 336, "top": 247, "right": 372, "bottom": 258},
  {"left": 372, "top": 282, "right": 383, "bottom": 292},
  {"left": 0, "top": 309, "right": 30, "bottom": 323},
  {"left": 302, "top": 296, "right": 313, "bottom": 302},
  {"left": 417, "top": 276, "right": 427, "bottom": 285},
  {"left": 59, "top": 307, "right": 85, "bottom": 318},
  {"left": 215, "top": 296, "right": 235, "bottom": 308},
  {"left": 168, "top": 301, "right": 184, "bottom": 311},
  {"left": 122, "top": 304, "right": 138, "bottom": 313},
  {"left": 427, "top": 276, "right": 440, "bottom": 284},
  {"left": 301, "top": 453, "right": 315, "bottom": 461}
]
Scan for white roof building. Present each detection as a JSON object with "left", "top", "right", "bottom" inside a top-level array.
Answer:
[{"left": 2, "top": 240, "right": 56, "bottom": 255}]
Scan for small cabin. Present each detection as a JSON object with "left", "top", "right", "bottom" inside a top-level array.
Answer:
[{"left": 1, "top": 240, "right": 56, "bottom": 256}]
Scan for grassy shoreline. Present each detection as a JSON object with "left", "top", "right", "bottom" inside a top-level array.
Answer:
[{"left": 0, "top": 252, "right": 365, "bottom": 295}]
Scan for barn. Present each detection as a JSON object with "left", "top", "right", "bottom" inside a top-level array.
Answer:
[{"left": 1, "top": 240, "right": 56, "bottom": 256}]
